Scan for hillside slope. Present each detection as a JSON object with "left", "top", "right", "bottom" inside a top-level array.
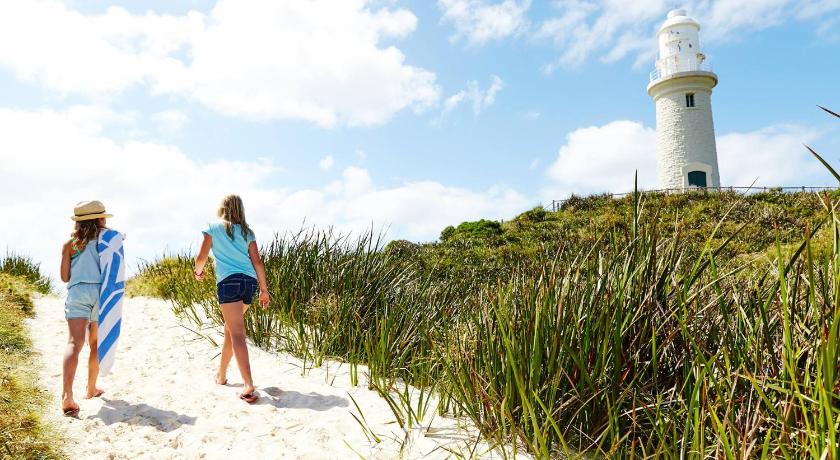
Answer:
[{"left": 397, "top": 190, "right": 835, "bottom": 283}]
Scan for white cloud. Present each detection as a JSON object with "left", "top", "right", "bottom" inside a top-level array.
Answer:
[
  {"left": 436, "top": 0, "right": 839, "bottom": 69},
  {"left": 152, "top": 109, "right": 189, "bottom": 133},
  {"left": 186, "top": 0, "right": 439, "bottom": 127},
  {"left": 717, "top": 125, "right": 833, "bottom": 187},
  {"left": 0, "top": 2, "right": 201, "bottom": 96},
  {"left": 438, "top": 0, "right": 531, "bottom": 46},
  {"left": 814, "top": 15, "right": 840, "bottom": 42},
  {"left": 543, "top": 120, "right": 657, "bottom": 199},
  {"left": 543, "top": 120, "right": 835, "bottom": 201},
  {"left": 437, "top": 75, "right": 504, "bottom": 122},
  {"left": 444, "top": 92, "right": 468, "bottom": 113},
  {"left": 481, "top": 75, "right": 504, "bottom": 110},
  {"left": 536, "top": 0, "right": 840, "bottom": 70},
  {"left": 0, "top": 106, "right": 528, "bottom": 281},
  {"left": 319, "top": 155, "right": 335, "bottom": 170},
  {"left": 0, "top": 0, "right": 440, "bottom": 127}
]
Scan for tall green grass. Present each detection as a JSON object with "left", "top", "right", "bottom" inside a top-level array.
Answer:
[
  {"left": 140, "top": 207, "right": 840, "bottom": 457},
  {"left": 138, "top": 107, "right": 840, "bottom": 458}
]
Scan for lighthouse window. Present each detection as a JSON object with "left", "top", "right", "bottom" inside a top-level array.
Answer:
[
  {"left": 687, "top": 171, "right": 707, "bottom": 187},
  {"left": 685, "top": 93, "right": 695, "bottom": 107}
]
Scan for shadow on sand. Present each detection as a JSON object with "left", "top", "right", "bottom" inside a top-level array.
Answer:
[
  {"left": 259, "top": 387, "right": 348, "bottom": 411},
  {"left": 90, "top": 398, "right": 197, "bottom": 432}
]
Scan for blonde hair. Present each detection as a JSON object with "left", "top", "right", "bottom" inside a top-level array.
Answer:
[
  {"left": 217, "top": 195, "right": 254, "bottom": 241},
  {"left": 71, "top": 220, "right": 101, "bottom": 252}
]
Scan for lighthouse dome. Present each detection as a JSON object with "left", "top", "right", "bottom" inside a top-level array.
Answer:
[{"left": 657, "top": 9, "right": 700, "bottom": 36}]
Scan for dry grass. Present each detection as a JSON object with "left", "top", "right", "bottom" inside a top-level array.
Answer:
[{"left": 0, "top": 273, "right": 64, "bottom": 459}]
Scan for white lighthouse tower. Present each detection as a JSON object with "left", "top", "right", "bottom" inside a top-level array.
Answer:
[{"left": 647, "top": 9, "right": 720, "bottom": 189}]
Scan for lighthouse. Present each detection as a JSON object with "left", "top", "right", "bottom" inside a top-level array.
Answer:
[{"left": 647, "top": 9, "right": 720, "bottom": 189}]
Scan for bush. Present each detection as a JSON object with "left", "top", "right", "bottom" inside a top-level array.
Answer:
[
  {"left": 0, "top": 252, "right": 51, "bottom": 294},
  {"left": 515, "top": 206, "right": 547, "bottom": 223},
  {"left": 439, "top": 225, "right": 455, "bottom": 242},
  {"left": 452, "top": 219, "right": 502, "bottom": 240}
]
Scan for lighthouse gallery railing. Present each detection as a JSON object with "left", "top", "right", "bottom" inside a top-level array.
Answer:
[{"left": 650, "top": 61, "right": 713, "bottom": 82}]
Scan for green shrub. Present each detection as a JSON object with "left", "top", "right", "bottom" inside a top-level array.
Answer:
[
  {"left": 451, "top": 219, "right": 503, "bottom": 240},
  {"left": 439, "top": 225, "right": 455, "bottom": 242},
  {"left": 515, "top": 206, "right": 547, "bottom": 223}
]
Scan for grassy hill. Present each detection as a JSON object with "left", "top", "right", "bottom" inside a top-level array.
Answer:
[{"left": 387, "top": 190, "right": 836, "bottom": 287}]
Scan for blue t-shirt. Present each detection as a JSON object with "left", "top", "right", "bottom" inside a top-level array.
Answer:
[{"left": 203, "top": 222, "right": 257, "bottom": 284}]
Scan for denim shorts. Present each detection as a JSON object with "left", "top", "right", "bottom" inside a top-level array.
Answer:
[
  {"left": 217, "top": 274, "right": 258, "bottom": 304},
  {"left": 65, "top": 283, "right": 100, "bottom": 322}
]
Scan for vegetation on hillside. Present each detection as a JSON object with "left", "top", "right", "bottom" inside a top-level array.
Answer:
[
  {"left": 0, "top": 257, "right": 63, "bottom": 459},
  {"left": 1, "top": 252, "right": 51, "bottom": 295},
  {"left": 129, "top": 107, "right": 840, "bottom": 458},
  {"left": 383, "top": 189, "right": 836, "bottom": 289}
]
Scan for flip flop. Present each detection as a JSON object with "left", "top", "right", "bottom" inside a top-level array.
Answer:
[
  {"left": 239, "top": 393, "right": 259, "bottom": 404},
  {"left": 63, "top": 408, "right": 80, "bottom": 418}
]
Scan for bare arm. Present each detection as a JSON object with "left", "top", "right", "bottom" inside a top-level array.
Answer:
[
  {"left": 193, "top": 233, "right": 212, "bottom": 280},
  {"left": 60, "top": 241, "right": 72, "bottom": 283},
  {"left": 248, "top": 241, "right": 270, "bottom": 308}
]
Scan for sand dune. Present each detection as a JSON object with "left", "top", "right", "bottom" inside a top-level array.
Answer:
[{"left": 28, "top": 296, "right": 516, "bottom": 459}]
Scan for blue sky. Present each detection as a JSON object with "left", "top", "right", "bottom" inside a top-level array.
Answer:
[{"left": 1, "top": 0, "right": 839, "bottom": 276}]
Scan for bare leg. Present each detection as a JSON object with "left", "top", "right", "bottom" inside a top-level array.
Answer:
[
  {"left": 85, "top": 323, "right": 104, "bottom": 398},
  {"left": 217, "top": 324, "right": 232, "bottom": 384},
  {"left": 62, "top": 319, "right": 88, "bottom": 412},
  {"left": 220, "top": 301, "right": 255, "bottom": 395}
]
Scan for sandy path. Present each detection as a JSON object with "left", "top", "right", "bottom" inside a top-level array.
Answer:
[{"left": 28, "top": 296, "right": 505, "bottom": 459}]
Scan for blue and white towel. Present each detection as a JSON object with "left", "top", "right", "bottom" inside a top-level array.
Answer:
[{"left": 97, "top": 229, "right": 125, "bottom": 376}]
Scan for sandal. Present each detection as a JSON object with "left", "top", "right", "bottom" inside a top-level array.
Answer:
[{"left": 239, "top": 393, "right": 259, "bottom": 404}]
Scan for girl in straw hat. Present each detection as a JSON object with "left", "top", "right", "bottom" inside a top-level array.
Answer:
[
  {"left": 59, "top": 200, "right": 112, "bottom": 417},
  {"left": 194, "top": 194, "right": 270, "bottom": 404}
]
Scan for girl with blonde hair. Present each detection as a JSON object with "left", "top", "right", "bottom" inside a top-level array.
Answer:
[
  {"left": 59, "top": 201, "right": 111, "bottom": 417},
  {"left": 194, "top": 195, "right": 270, "bottom": 404}
]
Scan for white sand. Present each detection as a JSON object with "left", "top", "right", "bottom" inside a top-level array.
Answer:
[{"left": 28, "top": 295, "right": 518, "bottom": 459}]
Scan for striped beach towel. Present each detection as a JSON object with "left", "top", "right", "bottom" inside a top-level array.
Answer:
[{"left": 97, "top": 229, "right": 125, "bottom": 376}]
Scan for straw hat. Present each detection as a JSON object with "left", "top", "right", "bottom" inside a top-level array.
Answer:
[{"left": 71, "top": 200, "right": 113, "bottom": 222}]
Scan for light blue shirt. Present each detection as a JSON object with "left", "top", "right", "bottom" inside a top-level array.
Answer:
[
  {"left": 68, "top": 239, "right": 101, "bottom": 288},
  {"left": 203, "top": 222, "right": 257, "bottom": 284}
]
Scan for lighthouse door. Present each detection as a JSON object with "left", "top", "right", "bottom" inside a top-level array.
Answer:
[{"left": 687, "top": 171, "right": 707, "bottom": 187}]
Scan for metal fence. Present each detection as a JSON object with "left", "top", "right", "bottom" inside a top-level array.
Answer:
[{"left": 549, "top": 186, "right": 838, "bottom": 212}]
